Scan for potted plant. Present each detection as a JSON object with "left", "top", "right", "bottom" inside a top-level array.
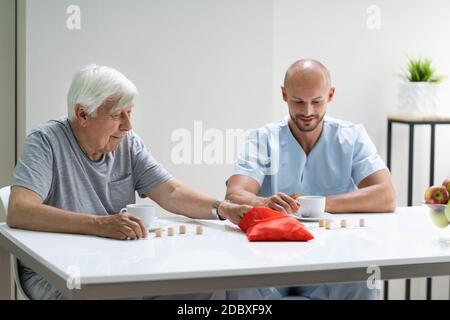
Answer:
[{"left": 398, "top": 57, "right": 445, "bottom": 115}]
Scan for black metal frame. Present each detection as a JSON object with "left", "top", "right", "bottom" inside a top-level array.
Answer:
[{"left": 386, "top": 116, "right": 450, "bottom": 300}]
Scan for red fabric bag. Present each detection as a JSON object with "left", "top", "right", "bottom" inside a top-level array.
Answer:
[{"left": 238, "top": 207, "right": 314, "bottom": 242}]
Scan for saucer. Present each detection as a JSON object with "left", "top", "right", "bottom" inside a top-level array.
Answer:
[{"left": 292, "top": 212, "right": 333, "bottom": 222}]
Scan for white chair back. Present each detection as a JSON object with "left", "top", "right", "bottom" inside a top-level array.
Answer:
[
  {"left": 0, "top": 186, "right": 10, "bottom": 217},
  {"left": 0, "top": 185, "right": 30, "bottom": 299}
]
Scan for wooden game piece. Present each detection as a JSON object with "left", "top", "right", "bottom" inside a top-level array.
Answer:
[
  {"left": 325, "top": 220, "right": 332, "bottom": 230},
  {"left": 319, "top": 219, "right": 326, "bottom": 227},
  {"left": 359, "top": 218, "right": 365, "bottom": 227},
  {"left": 196, "top": 225, "right": 203, "bottom": 235},
  {"left": 155, "top": 228, "right": 162, "bottom": 237},
  {"left": 340, "top": 219, "right": 347, "bottom": 228},
  {"left": 179, "top": 225, "right": 186, "bottom": 234},
  {"left": 168, "top": 227, "right": 174, "bottom": 236}
]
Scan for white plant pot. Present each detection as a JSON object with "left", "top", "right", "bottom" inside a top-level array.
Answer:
[{"left": 398, "top": 82, "right": 440, "bottom": 115}]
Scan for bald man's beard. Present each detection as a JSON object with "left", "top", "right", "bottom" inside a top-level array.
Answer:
[{"left": 289, "top": 112, "right": 325, "bottom": 132}]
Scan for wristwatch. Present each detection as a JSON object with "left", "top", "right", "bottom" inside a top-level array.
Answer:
[{"left": 211, "top": 200, "right": 226, "bottom": 221}]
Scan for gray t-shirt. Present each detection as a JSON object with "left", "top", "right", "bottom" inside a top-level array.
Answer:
[
  {"left": 13, "top": 117, "right": 172, "bottom": 214},
  {"left": 12, "top": 117, "right": 172, "bottom": 299}
]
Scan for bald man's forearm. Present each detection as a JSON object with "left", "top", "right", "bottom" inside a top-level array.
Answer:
[{"left": 325, "top": 183, "right": 396, "bottom": 213}]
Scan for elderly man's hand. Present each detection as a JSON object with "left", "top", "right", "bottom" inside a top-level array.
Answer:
[
  {"left": 93, "top": 213, "right": 148, "bottom": 240},
  {"left": 218, "top": 201, "right": 252, "bottom": 225}
]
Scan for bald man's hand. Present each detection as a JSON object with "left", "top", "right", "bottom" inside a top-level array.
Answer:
[
  {"left": 262, "top": 192, "right": 300, "bottom": 215},
  {"left": 289, "top": 193, "right": 303, "bottom": 200}
]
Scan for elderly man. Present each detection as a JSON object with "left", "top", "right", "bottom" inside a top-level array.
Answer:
[
  {"left": 8, "top": 65, "right": 277, "bottom": 300},
  {"left": 226, "top": 59, "right": 396, "bottom": 299}
]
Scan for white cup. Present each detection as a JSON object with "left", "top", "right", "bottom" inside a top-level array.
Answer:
[
  {"left": 120, "top": 204, "right": 156, "bottom": 229},
  {"left": 296, "top": 196, "right": 326, "bottom": 218}
]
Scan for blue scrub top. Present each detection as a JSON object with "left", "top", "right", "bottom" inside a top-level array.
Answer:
[{"left": 232, "top": 116, "right": 387, "bottom": 197}]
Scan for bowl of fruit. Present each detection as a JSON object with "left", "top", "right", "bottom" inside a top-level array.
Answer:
[{"left": 423, "top": 178, "right": 450, "bottom": 243}]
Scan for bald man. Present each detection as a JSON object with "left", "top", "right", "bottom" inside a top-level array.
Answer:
[{"left": 225, "top": 59, "right": 396, "bottom": 300}]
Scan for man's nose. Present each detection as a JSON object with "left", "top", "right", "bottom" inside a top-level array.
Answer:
[
  {"left": 121, "top": 113, "right": 132, "bottom": 131},
  {"left": 303, "top": 102, "right": 313, "bottom": 115}
]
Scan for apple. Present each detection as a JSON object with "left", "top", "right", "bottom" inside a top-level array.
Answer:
[
  {"left": 424, "top": 185, "right": 449, "bottom": 204},
  {"left": 443, "top": 178, "right": 450, "bottom": 194}
]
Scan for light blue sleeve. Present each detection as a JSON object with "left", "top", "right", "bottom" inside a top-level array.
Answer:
[
  {"left": 351, "top": 125, "right": 387, "bottom": 186},
  {"left": 230, "top": 129, "right": 270, "bottom": 187}
]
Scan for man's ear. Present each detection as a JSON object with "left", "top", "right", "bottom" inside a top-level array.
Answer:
[
  {"left": 74, "top": 104, "right": 89, "bottom": 127},
  {"left": 327, "top": 87, "right": 336, "bottom": 103},
  {"left": 281, "top": 86, "right": 288, "bottom": 102}
]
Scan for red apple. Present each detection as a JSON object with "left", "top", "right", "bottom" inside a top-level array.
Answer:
[
  {"left": 424, "top": 185, "right": 449, "bottom": 204},
  {"left": 442, "top": 178, "right": 450, "bottom": 194}
]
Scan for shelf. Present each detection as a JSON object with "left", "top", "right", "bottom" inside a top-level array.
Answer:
[{"left": 388, "top": 114, "right": 450, "bottom": 124}]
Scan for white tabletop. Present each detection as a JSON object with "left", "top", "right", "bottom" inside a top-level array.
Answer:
[{"left": 1, "top": 206, "right": 450, "bottom": 299}]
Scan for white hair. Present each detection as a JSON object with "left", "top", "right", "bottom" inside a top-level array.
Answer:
[{"left": 67, "top": 64, "right": 138, "bottom": 121}]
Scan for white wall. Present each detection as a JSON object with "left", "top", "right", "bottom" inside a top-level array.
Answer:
[
  {"left": 22, "top": 0, "right": 273, "bottom": 204},
  {"left": 18, "top": 0, "right": 450, "bottom": 299},
  {"left": 0, "top": 0, "right": 15, "bottom": 221}
]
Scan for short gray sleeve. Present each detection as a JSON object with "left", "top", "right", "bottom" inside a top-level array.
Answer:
[
  {"left": 131, "top": 134, "right": 172, "bottom": 197},
  {"left": 12, "top": 132, "right": 54, "bottom": 201}
]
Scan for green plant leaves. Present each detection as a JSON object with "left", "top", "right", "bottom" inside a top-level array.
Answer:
[{"left": 403, "top": 57, "right": 445, "bottom": 83}]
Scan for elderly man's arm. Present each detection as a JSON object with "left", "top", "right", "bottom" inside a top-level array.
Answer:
[
  {"left": 325, "top": 169, "right": 396, "bottom": 213},
  {"left": 7, "top": 186, "right": 148, "bottom": 240},
  {"left": 146, "top": 178, "right": 251, "bottom": 225}
]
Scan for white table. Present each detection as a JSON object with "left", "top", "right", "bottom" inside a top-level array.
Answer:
[{"left": 1, "top": 206, "right": 450, "bottom": 299}]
